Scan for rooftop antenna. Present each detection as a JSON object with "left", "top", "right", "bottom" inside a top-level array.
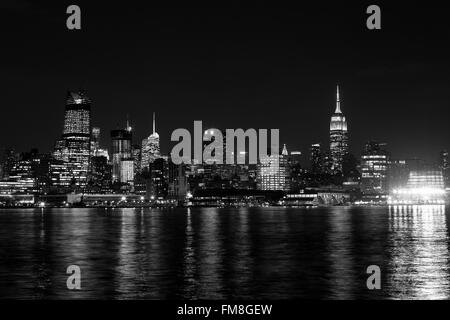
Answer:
[
  {"left": 153, "top": 112, "right": 156, "bottom": 134},
  {"left": 335, "top": 85, "right": 342, "bottom": 113}
]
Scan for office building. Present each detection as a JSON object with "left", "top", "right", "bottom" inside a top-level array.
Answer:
[{"left": 329, "top": 85, "right": 349, "bottom": 173}]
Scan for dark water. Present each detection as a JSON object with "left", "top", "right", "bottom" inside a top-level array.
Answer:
[{"left": 1, "top": 205, "right": 449, "bottom": 299}]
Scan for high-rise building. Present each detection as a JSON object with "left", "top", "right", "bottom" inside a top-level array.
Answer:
[
  {"left": 48, "top": 159, "right": 73, "bottom": 190},
  {"left": 120, "top": 159, "right": 134, "bottom": 186},
  {"left": 132, "top": 144, "right": 142, "bottom": 175},
  {"left": 289, "top": 151, "right": 302, "bottom": 164},
  {"left": 440, "top": 150, "right": 449, "bottom": 187},
  {"left": 0, "top": 150, "right": 37, "bottom": 194},
  {"left": 89, "top": 155, "right": 112, "bottom": 192},
  {"left": 310, "top": 143, "right": 323, "bottom": 174},
  {"left": 141, "top": 112, "right": 160, "bottom": 170},
  {"left": 53, "top": 91, "right": 92, "bottom": 188},
  {"left": 168, "top": 161, "right": 189, "bottom": 201},
  {"left": 0, "top": 148, "right": 18, "bottom": 179},
  {"left": 147, "top": 157, "right": 169, "bottom": 199},
  {"left": 257, "top": 147, "right": 290, "bottom": 191},
  {"left": 111, "top": 124, "right": 133, "bottom": 185},
  {"left": 329, "top": 85, "right": 348, "bottom": 173},
  {"left": 91, "top": 127, "right": 100, "bottom": 153},
  {"left": 360, "top": 141, "right": 389, "bottom": 197},
  {"left": 288, "top": 151, "right": 304, "bottom": 192},
  {"left": 89, "top": 127, "right": 109, "bottom": 175}
]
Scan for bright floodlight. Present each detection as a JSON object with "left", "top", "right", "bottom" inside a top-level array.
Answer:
[{"left": 389, "top": 170, "right": 446, "bottom": 205}]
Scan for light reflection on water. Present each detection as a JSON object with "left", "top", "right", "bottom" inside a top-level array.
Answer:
[
  {"left": 0, "top": 206, "right": 449, "bottom": 299},
  {"left": 326, "top": 207, "right": 356, "bottom": 299},
  {"left": 387, "top": 205, "right": 450, "bottom": 299}
]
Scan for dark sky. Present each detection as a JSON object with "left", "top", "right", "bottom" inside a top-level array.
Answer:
[{"left": 1, "top": 1, "right": 449, "bottom": 164}]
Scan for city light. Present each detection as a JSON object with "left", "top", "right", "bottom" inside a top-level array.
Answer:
[
  {"left": 388, "top": 171, "right": 446, "bottom": 205},
  {"left": 392, "top": 187, "right": 445, "bottom": 195},
  {"left": 0, "top": 88, "right": 448, "bottom": 209}
]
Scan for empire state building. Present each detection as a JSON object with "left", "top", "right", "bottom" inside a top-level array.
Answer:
[{"left": 329, "top": 85, "right": 348, "bottom": 173}]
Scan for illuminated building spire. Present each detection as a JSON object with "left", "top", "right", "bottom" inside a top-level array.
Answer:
[
  {"left": 329, "top": 85, "right": 348, "bottom": 173},
  {"left": 126, "top": 114, "right": 132, "bottom": 132},
  {"left": 153, "top": 112, "right": 156, "bottom": 134},
  {"left": 282, "top": 144, "right": 288, "bottom": 156},
  {"left": 141, "top": 112, "right": 160, "bottom": 170},
  {"left": 335, "top": 85, "right": 341, "bottom": 114}
]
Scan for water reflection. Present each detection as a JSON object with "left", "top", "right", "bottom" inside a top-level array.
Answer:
[
  {"left": 387, "top": 205, "right": 450, "bottom": 299},
  {"left": 326, "top": 207, "right": 355, "bottom": 299},
  {"left": 181, "top": 208, "right": 197, "bottom": 298},
  {"left": 196, "top": 208, "right": 225, "bottom": 298},
  {"left": 1, "top": 206, "right": 450, "bottom": 299},
  {"left": 229, "top": 208, "right": 252, "bottom": 298}
]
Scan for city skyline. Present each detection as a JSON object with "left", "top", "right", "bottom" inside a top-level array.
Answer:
[
  {"left": 0, "top": 85, "right": 448, "bottom": 169},
  {"left": 1, "top": 3, "right": 450, "bottom": 162},
  {"left": 2, "top": 2, "right": 450, "bottom": 304}
]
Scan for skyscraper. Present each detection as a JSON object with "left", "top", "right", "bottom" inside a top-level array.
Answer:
[
  {"left": 132, "top": 144, "right": 142, "bottom": 175},
  {"left": 310, "top": 143, "right": 323, "bottom": 174},
  {"left": 257, "top": 147, "right": 290, "bottom": 191},
  {"left": 329, "top": 85, "right": 348, "bottom": 173},
  {"left": 141, "top": 112, "right": 160, "bottom": 170},
  {"left": 360, "top": 141, "right": 389, "bottom": 198},
  {"left": 147, "top": 157, "right": 169, "bottom": 199},
  {"left": 91, "top": 127, "right": 100, "bottom": 153},
  {"left": 168, "top": 161, "right": 189, "bottom": 201},
  {"left": 89, "top": 155, "right": 112, "bottom": 192},
  {"left": 288, "top": 150, "right": 303, "bottom": 192},
  {"left": 53, "top": 91, "right": 92, "bottom": 187},
  {"left": 440, "top": 150, "right": 449, "bottom": 187},
  {"left": 111, "top": 124, "right": 133, "bottom": 185}
]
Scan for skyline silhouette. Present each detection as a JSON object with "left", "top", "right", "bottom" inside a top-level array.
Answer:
[{"left": 1, "top": 3, "right": 449, "bottom": 162}]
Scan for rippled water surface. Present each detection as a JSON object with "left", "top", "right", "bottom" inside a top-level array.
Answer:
[{"left": 1, "top": 205, "right": 449, "bottom": 299}]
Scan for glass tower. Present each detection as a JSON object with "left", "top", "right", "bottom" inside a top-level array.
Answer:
[
  {"left": 53, "top": 91, "right": 91, "bottom": 187},
  {"left": 360, "top": 141, "right": 389, "bottom": 196},
  {"left": 111, "top": 126, "right": 133, "bottom": 184}
]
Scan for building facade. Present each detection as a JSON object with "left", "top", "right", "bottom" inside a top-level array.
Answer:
[
  {"left": 329, "top": 85, "right": 348, "bottom": 173},
  {"left": 141, "top": 112, "right": 160, "bottom": 170},
  {"left": 53, "top": 91, "right": 92, "bottom": 188},
  {"left": 111, "top": 126, "right": 133, "bottom": 185},
  {"left": 147, "top": 157, "right": 169, "bottom": 199},
  {"left": 310, "top": 143, "right": 323, "bottom": 174},
  {"left": 257, "top": 147, "right": 290, "bottom": 191},
  {"left": 440, "top": 150, "right": 449, "bottom": 188},
  {"left": 360, "top": 141, "right": 389, "bottom": 197}
]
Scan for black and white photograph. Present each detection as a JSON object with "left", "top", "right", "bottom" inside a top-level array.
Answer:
[{"left": 1, "top": 0, "right": 450, "bottom": 313}]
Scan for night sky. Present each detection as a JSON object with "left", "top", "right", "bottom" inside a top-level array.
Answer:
[{"left": 1, "top": 1, "right": 449, "bottom": 164}]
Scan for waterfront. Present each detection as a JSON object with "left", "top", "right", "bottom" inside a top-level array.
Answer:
[{"left": 0, "top": 206, "right": 449, "bottom": 299}]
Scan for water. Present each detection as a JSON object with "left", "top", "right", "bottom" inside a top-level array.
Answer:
[{"left": 0, "top": 205, "right": 449, "bottom": 299}]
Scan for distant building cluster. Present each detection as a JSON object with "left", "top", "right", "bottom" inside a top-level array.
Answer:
[{"left": 0, "top": 87, "right": 449, "bottom": 207}]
